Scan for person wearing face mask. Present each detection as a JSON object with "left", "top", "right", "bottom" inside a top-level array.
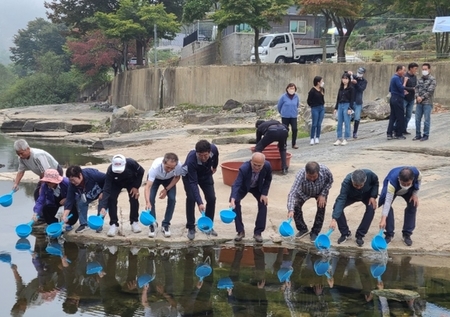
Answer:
[
  {"left": 307, "top": 76, "right": 326, "bottom": 145},
  {"left": 413, "top": 63, "right": 436, "bottom": 142},
  {"left": 277, "top": 83, "right": 300, "bottom": 149},
  {"left": 348, "top": 67, "right": 367, "bottom": 139},
  {"left": 378, "top": 166, "right": 421, "bottom": 246}
]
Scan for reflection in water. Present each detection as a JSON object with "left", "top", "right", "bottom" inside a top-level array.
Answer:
[{"left": 3, "top": 240, "right": 450, "bottom": 316}]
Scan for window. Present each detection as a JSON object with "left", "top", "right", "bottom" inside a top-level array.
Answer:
[
  {"left": 235, "top": 23, "right": 252, "bottom": 33},
  {"left": 271, "top": 35, "right": 286, "bottom": 47},
  {"left": 290, "top": 20, "right": 307, "bottom": 34}
]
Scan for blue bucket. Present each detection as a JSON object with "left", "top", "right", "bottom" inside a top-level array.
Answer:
[
  {"left": 139, "top": 210, "right": 156, "bottom": 226},
  {"left": 15, "top": 238, "right": 31, "bottom": 251},
  {"left": 197, "top": 212, "right": 213, "bottom": 234},
  {"left": 371, "top": 229, "right": 388, "bottom": 251},
  {"left": 314, "top": 229, "right": 334, "bottom": 250},
  {"left": 217, "top": 277, "right": 234, "bottom": 290},
  {"left": 279, "top": 218, "right": 294, "bottom": 237},
  {"left": 137, "top": 273, "right": 156, "bottom": 288},
  {"left": 0, "top": 252, "right": 12, "bottom": 265},
  {"left": 0, "top": 190, "right": 15, "bottom": 207},
  {"left": 87, "top": 261, "right": 103, "bottom": 275},
  {"left": 314, "top": 259, "right": 332, "bottom": 278},
  {"left": 46, "top": 214, "right": 72, "bottom": 239},
  {"left": 15, "top": 220, "right": 34, "bottom": 238},
  {"left": 88, "top": 214, "right": 105, "bottom": 231},
  {"left": 220, "top": 208, "right": 236, "bottom": 224},
  {"left": 277, "top": 267, "right": 293, "bottom": 282}
]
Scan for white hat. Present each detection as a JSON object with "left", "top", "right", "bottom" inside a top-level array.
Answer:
[{"left": 111, "top": 154, "right": 126, "bottom": 173}]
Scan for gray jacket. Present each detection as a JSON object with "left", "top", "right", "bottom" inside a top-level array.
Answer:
[{"left": 416, "top": 75, "right": 436, "bottom": 105}]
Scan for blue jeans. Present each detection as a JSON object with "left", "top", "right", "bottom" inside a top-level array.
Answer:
[
  {"left": 415, "top": 103, "right": 432, "bottom": 137},
  {"left": 310, "top": 105, "right": 325, "bottom": 138},
  {"left": 150, "top": 178, "right": 177, "bottom": 226},
  {"left": 336, "top": 103, "right": 351, "bottom": 139},
  {"left": 77, "top": 197, "right": 101, "bottom": 226},
  {"left": 404, "top": 99, "right": 414, "bottom": 132},
  {"left": 353, "top": 104, "right": 362, "bottom": 121}
]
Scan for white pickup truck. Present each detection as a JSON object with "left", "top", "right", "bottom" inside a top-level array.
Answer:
[{"left": 250, "top": 32, "right": 336, "bottom": 64}]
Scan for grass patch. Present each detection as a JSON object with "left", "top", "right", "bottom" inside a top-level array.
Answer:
[
  {"left": 176, "top": 103, "right": 223, "bottom": 113},
  {"left": 232, "top": 128, "right": 255, "bottom": 135}
]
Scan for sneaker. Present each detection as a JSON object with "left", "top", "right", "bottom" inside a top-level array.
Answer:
[
  {"left": 75, "top": 224, "right": 87, "bottom": 233},
  {"left": 333, "top": 140, "right": 342, "bottom": 146},
  {"left": 295, "top": 229, "right": 309, "bottom": 239},
  {"left": 337, "top": 232, "right": 351, "bottom": 244},
  {"left": 253, "top": 234, "right": 263, "bottom": 243},
  {"left": 282, "top": 168, "right": 288, "bottom": 175},
  {"left": 387, "top": 135, "right": 393, "bottom": 140},
  {"left": 234, "top": 231, "right": 245, "bottom": 242},
  {"left": 209, "top": 229, "right": 218, "bottom": 237},
  {"left": 385, "top": 235, "right": 394, "bottom": 244},
  {"left": 107, "top": 245, "right": 118, "bottom": 255},
  {"left": 187, "top": 228, "right": 196, "bottom": 240},
  {"left": 65, "top": 225, "right": 73, "bottom": 232},
  {"left": 315, "top": 137, "right": 319, "bottom": 144},
  {"left": 356, "top": 236, "right": 364, "bottom": 247},
  {"left": 420, "top": 135, "right": 429, "bottom": 141},
  {"left": 353, "top": 132, "right": 357, "bottom": 139},
  {"left": 412, "top": 136, "right": 421, "bottom": 141},
  {"left": 310, "top": 232, "right": 318, "bottom": 242},
  {"left": 402, "top": 235, "right": 413, "bottom": 246},
  {"left": 162, "top": 225, "right": 171, "bottom": 237},
  {"left": 310, "top": 139, "right": 315, "bottom": 145},
  {"left": 396, "top": 135, "right": 406, "bottom": 140},
  {"left": 131, "top": 221, "right": 142, "bottom": 233},
  {"left": 341, "top": 139, "right": 348, "bottom": 146},
  {"left": 107, "top": 224, "right": 118, "bottom": 237},
  {"left": 148, "top": 222, "right": 158, "bottom": 238}
]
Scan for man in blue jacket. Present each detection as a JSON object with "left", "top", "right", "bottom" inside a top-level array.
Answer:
[
  {"left": 378, "top": 166, "right": 421, "bottom": 246},
  {"left": 329, "top": 169, "right": 379, "bottom": 247},
  {"left": 182, "top": 140, "right": 219, "bottom": 240},
  {"left": 229, "top": 152, "right": 272, "bottom": 243},
  {"left": 33, "top": 169, "right": 79, "bottom": 229},
  {"left": 99, "top": 154, "right": 145, "bottom": 237},
  {"left": 62, "top": 165, "right": 106, "bottom": 233}
]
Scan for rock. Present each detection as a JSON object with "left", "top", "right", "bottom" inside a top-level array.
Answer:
[
  {"left": 242, "top": 104, "right": 256, "bottom": 112},
  {"left": 363, "top": 98, "right": 390, "bottom": 120},
  {"left": 184, "top": 113, "right": 216, "bottom": 124},
  {"left": 65, "top": 121, "right": 93, "bottom": 133},
  {"left": 0, "top": 120, "right": 27, "bottom": 131},
  {"left": 212, "top": 135, "right": 255, "bottom": 145},
  {"left": 111, "top": 104, "right": 137, "bottom": 119},
  {"left": 223, "top": 99, "right": 241, "bottom": 110},
  {"left": 109, "top": 118, "right": 145, "bottom": 134},
  {"left": 22, "top": 120, "right": 37, "bottom": 132},
  {"left": 33, "top": 121, "right": 65, "bottom": 131}
]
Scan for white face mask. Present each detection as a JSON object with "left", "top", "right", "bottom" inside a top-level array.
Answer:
[
  {"left": 422, "top": 70, "right": 429, "bottom": 76},
  {"left": 400, "top": 184, "right": 412, "bottom": 190},
  {"left": 356, "top": 73, "right": 363, "bottom": 78},
  {"left": 287, "top": 89, "right": 295, "bottom": 95},
  {"left": 320, "top": 82, "right": 324, "bottom": 88}
]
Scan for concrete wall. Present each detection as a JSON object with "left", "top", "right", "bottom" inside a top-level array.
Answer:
[
  {"left": 179, "top": 41, "right": 217, "bottom": 66},
  {"left": 221, "top": 33, "right": 255, "bottom": 65},
  {"left": 111, "top": 62, "right": 450, "bottom": 111}
]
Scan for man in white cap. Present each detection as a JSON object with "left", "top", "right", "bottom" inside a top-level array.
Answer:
[{"left": 99, "top": 154, "right": 145, "bottom": 237}]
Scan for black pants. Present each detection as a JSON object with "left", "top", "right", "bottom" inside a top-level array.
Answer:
[
  {"left": 255, "top": 126, "right": 288, "bottom": 170},
  {"left": 233, "top": 187, "right": 267, "bottom": 235},
  {"left": 334, "top": 198, "right": 375, "bottom": 238},
  {"left": 42, "top": 194, "right": 78, "bottom": 226},
  {"left": 183, "top": 175, "right": 216, "bottom": 230},
  {"left": 293, "top": 195, "right": 326, "bottom": 235},
  {"left": 387, "top": 94, "right": 405, "bottom": 137},
  {"left": 282, "top": 117, "right": 298, "bottom": 146},
  {"left": 107, "top": 184, "right": 140, "bottom": 226}
]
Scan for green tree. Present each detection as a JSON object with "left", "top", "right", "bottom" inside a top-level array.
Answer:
[
  {"left": 391, "top": 0, "right": 450, "bottom": 58},
  {"left": 10, "top": 18, "right": 69, "bottom": 75},
  {"left": 182, "top": 0, "right": 219, "bottom": 23},
  {"left": 213, "top": 0, "right": 294, "bottom": 64},
  {"left": 299, "top": 0, "right": 394, "bottom": 62},
  {"left": 0, "top": 64, "right": 17, "bottom": 96},
  {"left": 96, "top": 0, "right": 181, "bottom": 68}
]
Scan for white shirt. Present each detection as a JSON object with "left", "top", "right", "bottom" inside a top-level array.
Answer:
[
  {"left": 18, "top": 148, "right": 59, "bottom": 176},
  {"left": 147, "top": 157, "right": 183, "bottom": 182}
]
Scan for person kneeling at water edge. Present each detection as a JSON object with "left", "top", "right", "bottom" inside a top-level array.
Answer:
[{"left": 229, "top": 152, "right": 272, "bottom": 243}]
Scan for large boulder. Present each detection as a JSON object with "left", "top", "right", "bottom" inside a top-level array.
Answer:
[
  {"left": 363, "top": 98, "right": 390, "bottom": 120},
  {"left": 0, "top": 120, "right": 27, "bottom": 131},
  {"left": 34, "top": 121, "right": 65, "bottom": 131},
  {"left": 223, "top": 99, "right": 241, "bottom": 110},
  {"left": 22, "top": 120, "right": 37, "bottom": 132},
  {"left": 111, "top": 104, "right": 137, "bottom": 119},
  {"left": 109, "top": 118, "right": 146, "bottom": 134},
  {"left": 65, "top": 121, "right": 93, "bottom": 133}
]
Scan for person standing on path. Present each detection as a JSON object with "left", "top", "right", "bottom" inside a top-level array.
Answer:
[
  {"left": 333, "top": 73, "right": 355, "bottom": 146},
  {"left": 307, "top": 76, "right": 326, "bottom": 145},
  {"left": 348, "top": 67, "right": 368, "bottom": 139},
  {"left": 413, "top": 63, "right": 436, "bottom": 142},
  {"left": 403, "top": 62, "right": 419, "bottom": 135},
  {"left": 277, "top": 83, "right": 300, "bottom": 149},
  {"left": 387, "top": 65, "right": 407, "bottom": 140}
]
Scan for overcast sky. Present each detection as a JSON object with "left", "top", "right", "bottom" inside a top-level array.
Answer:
[{"left": 0, "top": 0, "right": 47, "bottom": 51}]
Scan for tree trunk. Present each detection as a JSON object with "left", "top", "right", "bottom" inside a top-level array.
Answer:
[
  {"left": 216, "top": 28, "right": 223, "bottom": 65},
  {"left": 136, "top": 40, "right": 144, "bottom": 66},
  {"left": 337, "top": 36, "right": 347, "bottom": 62},
  {"left": 436, "top": 32, "right": 450, "bottom": 59},
  {"left": 123, "top": 41, "right": 128, "bottom": 71},
  {"left": 254, "top": 28, "right": 260, "bottom": 64}
]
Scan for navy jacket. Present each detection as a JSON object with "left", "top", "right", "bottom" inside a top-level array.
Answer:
[
  {"left": 182, "top": 144, "right": 219, "bottom": 205},
  {"left": 231, "top": 160, "right": 272, "bottom": 199},
  {"left": 34, "top": 177, "right": 70, "bottom": 215},
  {"left": 332, "top": 169, "right": 379, "bottom": 219},
  {"left": 64, "top": 168, "right": 106, "bottom": 211},
  {"left": 99, "top": 158, "right": 144, "bottom": 209},
  {"left": 353, "top": 77, "right": 367, "bottom": 105},
  {"left": 378, "top": 166, "right": 421, "bottom": 207},
  {"left": 256, "top": 120, "right": 285, "bottom": 143}
]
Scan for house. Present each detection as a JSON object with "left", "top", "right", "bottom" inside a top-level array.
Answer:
[{"left": 179, "top": 6, "right": 329, "bottom": 66}]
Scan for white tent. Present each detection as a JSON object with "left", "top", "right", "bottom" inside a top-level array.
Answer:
[{"left": 432, "top": 16, "right": 450, "bottom": 33}]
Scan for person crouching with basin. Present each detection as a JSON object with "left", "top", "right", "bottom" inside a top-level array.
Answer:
[{"left": 33, "top": 169, "right": 79, "bottom": 230}]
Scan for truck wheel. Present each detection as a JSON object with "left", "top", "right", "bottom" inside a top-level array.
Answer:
[
  {"left": 275, "top": 56, "right": 286, "bottom": 64},
  {"left": 314, "top": 57, "right": 322, "bottom": 63}
]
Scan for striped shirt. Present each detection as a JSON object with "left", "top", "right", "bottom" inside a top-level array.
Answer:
[{"left": 287, "top": 164, "right": 334, "bottom": 211}]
